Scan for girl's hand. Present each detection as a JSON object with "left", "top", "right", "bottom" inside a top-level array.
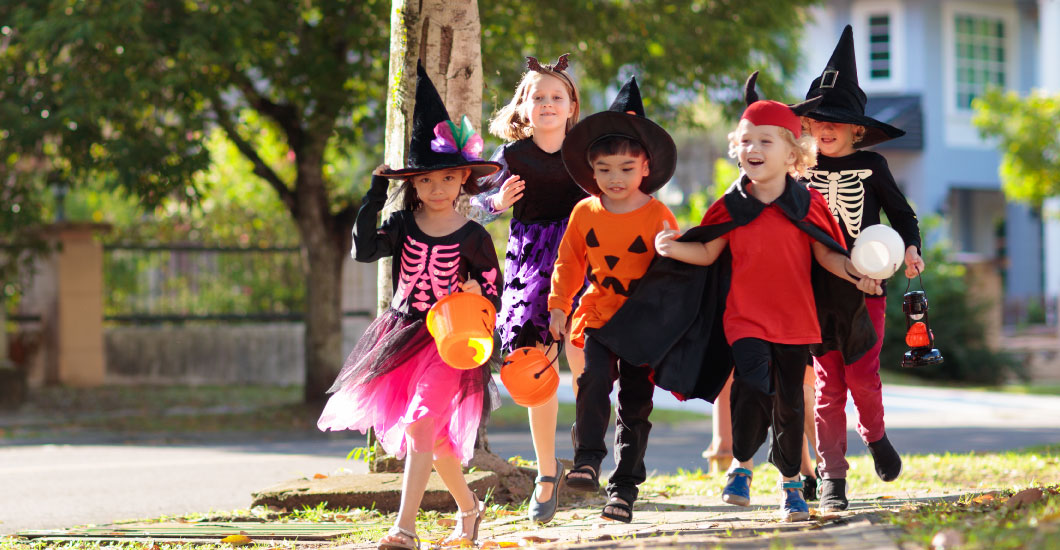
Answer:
[
  {"left": 459, "top": 279, "right": 482, "bottom": 295},
  {"left": 548, "top": 308, "right": 567, "bottom": 340},
  {"left": 492, "top": 175, "right": 525, "bottom": 211},
  {"left": 372, "top": 163, "right": 392, "bottom": 175},
  {"left": 655, "top": 220, "right": 679, "bottom": 258},
  {"left": 904, "top": 246, "right": 925, "bottom": 278}
]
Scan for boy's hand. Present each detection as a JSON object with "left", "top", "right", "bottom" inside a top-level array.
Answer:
[
  {"left": 655, "top": 220, "right": 679, "bottom": 257},
  {"left": 904, "top": 246, "right": 925, "bottom": 278},
  {"left": 856, "top": 275, "right": 883, "bottom": 296},
  {"left": 493, "top": 175, "right": 524, "bottom": 211},
  {"left": 548, "top": 308, "right": 567, "bottom": 340},
  {"left": 459, "top": 279, "right": 482, "bottom": 295}
]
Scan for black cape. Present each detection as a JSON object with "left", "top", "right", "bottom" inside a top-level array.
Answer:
[{"left": 595, "top": 176, "right": 877, "bottom": 402}]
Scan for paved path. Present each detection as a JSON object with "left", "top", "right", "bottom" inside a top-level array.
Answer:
[
  {"left": 3, "top": 383, "right": 1058, "bottom": 536},
  {"left": 0, "top": 438, "right": 366, "bottom": 535}
]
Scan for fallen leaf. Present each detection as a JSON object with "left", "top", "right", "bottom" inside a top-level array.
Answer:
[
  {"left": 816, "top": 514, "right": 841, "bottom": 522},
  {"left": 481, "top": 542, "right": 520, "bottom": 548},
  {"left": 437, "top": 518, "right": 457, "bottom": 527},
  {"left": 521, "top": 535, "right": 555, "bottom": 543},
  {"left": 570, "top": 513, "right": 582, "bottom": 520},
  {"left": 493, "top": 510, "right": 518, "bottom": 516},
  {"left": 220, "top": 534, "right": 253, "bottom": 546},
  {"left": 876, "top": 495, "right": 896, "bottom": 500},
  {"left": 931, "top": 528, "right": 963, "bottom": 550},
  {"left": 313, "top": 473, "right": 328, "bottom": 479},
  {"left": 1005, "top": 488, "right": 1044, "bottom": 509},
  {"left": 436, "top": 537, "right": 473, "bottom": 547},
  {"left": 971, "top": 493, "right": 997, "bottom": 505}
]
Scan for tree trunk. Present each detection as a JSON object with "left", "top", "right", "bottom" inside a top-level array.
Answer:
[
  {"left": 376, "top": 2, "right": 528, "bottom": 487},
  {"left": 296, "top": 167, "right": 347, "bottom": 405}
]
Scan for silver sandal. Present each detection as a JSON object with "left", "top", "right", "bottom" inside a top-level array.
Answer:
[
  {"left": 378, "top": 524, "right": 420, "bottom": 550},
  {"left": 437, "top": 494, "right": 484, "bottom": 547}
]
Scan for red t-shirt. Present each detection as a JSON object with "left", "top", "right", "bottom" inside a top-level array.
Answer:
[{"left": 722, "top": 204, "right": 821, "bottom": 345}]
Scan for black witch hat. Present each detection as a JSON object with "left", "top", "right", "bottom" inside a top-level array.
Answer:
[
  {"left": 561, "top": 76, "right": 676, "bottom": 195},
  {"left": 804, "top": 25, "right": 905, "bottom": 148},
  {"left": 374, "top": 63, "right": 500, "bottom": 181}
]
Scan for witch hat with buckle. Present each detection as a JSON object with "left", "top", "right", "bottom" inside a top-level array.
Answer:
[{"left": 803, "top": 25, "right": 905, "bottom": 148}]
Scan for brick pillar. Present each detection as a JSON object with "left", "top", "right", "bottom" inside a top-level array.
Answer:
[{"left": 47, "top": 222, "right": 110, "bottom": 387}]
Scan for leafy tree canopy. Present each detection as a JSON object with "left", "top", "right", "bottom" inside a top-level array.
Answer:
[{"left": 972, "top": 89, "right": 1060, "bottom": 206}]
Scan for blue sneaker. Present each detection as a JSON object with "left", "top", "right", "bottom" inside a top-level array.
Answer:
[
  {"left": 722, "top": 467, "right": 753, "bottom": 506},
  {"left": 780, "top": 480, "right": 810, "bottom": 522}
]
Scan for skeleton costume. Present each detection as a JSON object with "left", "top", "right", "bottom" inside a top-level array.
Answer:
[
  {"left": 318, "top": 63, "right": 501, "bottom": 465},
  {"left": 802, "top": 25, "right": 921, "bottom": 488}
]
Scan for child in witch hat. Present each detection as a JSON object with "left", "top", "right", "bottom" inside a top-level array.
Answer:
[
  {"left": 645, "top": 73, "right": 883, "bottom": 522},
  {"left": 800, "top": 24, "right": 925, "bottom": 512},
  {"left": 317, "top": 62, "right": 502, "bottom": 550},
  {"left": 547, "top": 75, "right": 678, "bottom": 523}
]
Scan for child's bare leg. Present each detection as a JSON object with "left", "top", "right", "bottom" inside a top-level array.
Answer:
[
  {"left": 433, "top": 451, "right": 479, "bottom": 539},
  {"left": 801, "top": 366, "right": 818, "bottom": 477},
  {"left": 528, "top": 388, "right": 559, "bottom": 502},
  {"left": 379, "top": 420, "right": 434, "bottom": 546},
  {"left": 705, "top": 373, "right": 734, "bottom": 473}
]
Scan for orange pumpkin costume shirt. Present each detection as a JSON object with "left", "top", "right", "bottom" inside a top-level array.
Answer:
[{"left": 548, "top": 196, "right": 678, "bottom": 348}]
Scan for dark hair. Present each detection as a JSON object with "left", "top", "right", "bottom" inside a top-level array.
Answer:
[
  {"left": 396, "top": 169, "right": 482, "bottom": 211},
  {"left": 587, "top": 135, "right": 648, "bottom": 163}
]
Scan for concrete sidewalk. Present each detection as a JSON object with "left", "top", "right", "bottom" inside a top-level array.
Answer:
[{"left": 333, "top": 486, "right": 937, "bottom": 549}]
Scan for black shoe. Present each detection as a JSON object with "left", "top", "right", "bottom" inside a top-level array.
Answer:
[
  {"left": 801, "top": 474, "right": 818, "bottom": 501},
  {"left": 819, "top": 478, "right": 848, "bottom": 512},
  {"left": 867, "top": 433, "right": 903, "bottom": 482}
]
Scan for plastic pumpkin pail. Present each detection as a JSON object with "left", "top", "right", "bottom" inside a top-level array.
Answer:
[
  {"left": 426, "top": 292, "right": 496, "bottom": 369},
  {"left": 500, "top": 345, "right": 560, "bottom": 408}
]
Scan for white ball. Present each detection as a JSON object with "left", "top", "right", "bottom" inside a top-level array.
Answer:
[{"left": 851, "top": 224, "right": 905, "bottom": 279}]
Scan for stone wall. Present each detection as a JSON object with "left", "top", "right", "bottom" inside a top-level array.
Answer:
[{"left": 103, "top": 318, "right": 372, "bottom": 386}]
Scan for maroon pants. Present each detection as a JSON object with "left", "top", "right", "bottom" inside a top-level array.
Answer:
[{"left": 812, "top": 296, "right": 887, "bottom": 479}]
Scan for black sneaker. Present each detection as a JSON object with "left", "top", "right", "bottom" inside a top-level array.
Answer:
[
  {"left": 867, "top": 433, "right": 903, "bottom": 482},
  {"left": 801, "top": 474, "right": 818, "bottom": 501},
  {"left": 819, "top": 478, "right": 848, "bottom": 512}
]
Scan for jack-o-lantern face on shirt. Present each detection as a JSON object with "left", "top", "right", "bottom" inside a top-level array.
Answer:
[{"left": 583, "top": 226, "right": 651, "bottom": 297}]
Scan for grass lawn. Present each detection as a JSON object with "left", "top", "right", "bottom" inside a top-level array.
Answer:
[{"left": 640, "top": 444, "right": 1060, "bottom": 549}]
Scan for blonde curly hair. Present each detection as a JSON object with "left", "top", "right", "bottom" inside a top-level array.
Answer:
[
  {"left": 727, "top": 119, "right": 818, "bottom": 179},
  {"left": 488, "top": 69, "right": 580, "bottom": 142}
]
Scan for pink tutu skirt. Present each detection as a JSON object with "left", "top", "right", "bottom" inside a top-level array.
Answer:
[{"left": 317, "top": 312, "right": 487, "bottom": 464}]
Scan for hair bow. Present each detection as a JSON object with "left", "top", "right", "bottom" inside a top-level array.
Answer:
[{"left": 430, "top": 115, "right": 485, "bottom": 161}]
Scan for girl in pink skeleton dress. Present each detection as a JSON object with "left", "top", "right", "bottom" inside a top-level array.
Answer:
[{"left": 317, "top": 64, "right": 501, "bottom": 550}]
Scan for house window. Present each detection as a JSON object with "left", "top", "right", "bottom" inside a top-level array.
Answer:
[
  {"left": 954, "top": 14, "right": 1006, "bottom": 110},
  {"left": 868, "top": 14, "right": 891, "bottom": 80}
]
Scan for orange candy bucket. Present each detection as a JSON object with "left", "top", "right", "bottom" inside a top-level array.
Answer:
[
  {"left": 426, "top": 292, "right": 497, "bottom": 370},
  {"left": 500, "top": 341, "right": 561, "bottom": 408}
]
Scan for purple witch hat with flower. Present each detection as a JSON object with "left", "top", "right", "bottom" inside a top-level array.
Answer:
[{"left": 374, "top": 63, "right": 500, "bottom": 184}]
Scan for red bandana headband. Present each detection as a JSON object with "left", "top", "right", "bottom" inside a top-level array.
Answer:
[{"left": 741, "top": 100, "right": 803, "bottom": 139}]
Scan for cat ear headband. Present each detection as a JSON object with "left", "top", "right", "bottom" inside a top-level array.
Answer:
[{"left": 526, "top": 53, "right": 570, "bottom": 73}]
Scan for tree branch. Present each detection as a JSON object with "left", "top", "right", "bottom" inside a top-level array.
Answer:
[
  {"left": 208, "top": 91, "right": 297, "bottom": 213},
  {"left": 229, "top": 70, "right": 306, "bottom": 152}
]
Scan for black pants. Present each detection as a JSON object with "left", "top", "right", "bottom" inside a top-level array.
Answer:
[
  {"left": 573, "top": 330, "right": 654, "bottom": 502},
  {"left": 730, "top": 337, "right": 809, "bottom": 478}
]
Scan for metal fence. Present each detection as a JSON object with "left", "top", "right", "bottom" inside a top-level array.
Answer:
[{"left": 103, "top": 244, "right": 371, "bottom": 323}]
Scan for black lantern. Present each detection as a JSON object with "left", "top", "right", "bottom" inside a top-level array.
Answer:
[{"left": 900, "top": 272, "right": 943, "bottom": 368}]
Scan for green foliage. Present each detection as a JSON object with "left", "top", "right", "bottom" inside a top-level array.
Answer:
[
  {"left": 880, "top": 228, "right": 1022, "bottom": 384},
  {"left": 972, "top": 89, "right": 1060, "bottom": 205},
  {"left": 480, "top": 0, "right": 821, "bottom": 119}
]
